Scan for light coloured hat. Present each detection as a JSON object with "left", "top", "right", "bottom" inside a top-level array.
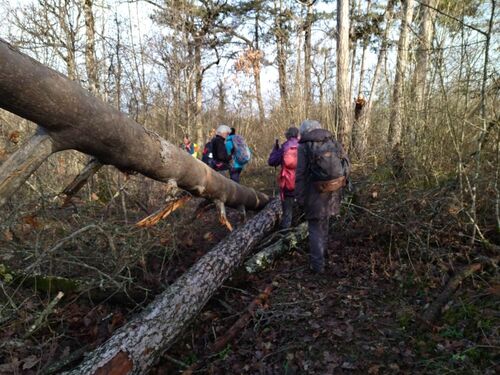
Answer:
[
  {"left": 216, "top": 124, "right": 231, "bottom": 135},
  {"left": 299, "top": 119, "right": 321, "bottom": 136}
]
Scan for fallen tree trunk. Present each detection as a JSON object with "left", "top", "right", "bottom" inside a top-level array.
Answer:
[
  {"left": 0, "top": 127, "right": 55, "bottom": 207},
  {"left": 245, "top": 222, "right": 308, "bottom": 273},
  {"left": 0, "top": 39, "right": 268, "bottom": 210},
  {"left": 62, "top": 199, "right": 282, "bottom": 374}
]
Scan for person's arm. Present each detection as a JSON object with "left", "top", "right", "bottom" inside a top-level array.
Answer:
[
  {"left": 295, "top": 144, "right": 308, "bottom": 205},
  {"left": 268, "top": 145, "right": 283, "bottom": 166}
]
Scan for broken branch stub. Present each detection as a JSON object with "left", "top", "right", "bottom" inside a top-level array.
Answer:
[
  {"left": 0, "top": 39, "right": 268, "bottom": 210},
  {"left": 0, "top": 127, "right": 55, "bottom": 208}
]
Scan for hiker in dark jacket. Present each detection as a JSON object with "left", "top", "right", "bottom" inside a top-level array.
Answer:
[
  {"left": 268, "top": 127, "right": 300, "bottom": 229},
  {"left": 295, "top": 120, "right": 350, "bottom": 274},
  {"left": 210, "top": 124, "right": 232, "bottom": 173}
]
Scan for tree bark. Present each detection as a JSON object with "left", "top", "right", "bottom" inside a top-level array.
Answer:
[
  {"left": 274, "top": 0, "right": 289, "bottom": 109},
  {"left": 0, "top": 128, "right": 55, "bottom": 208},
  {"left": 303, "top": 0, "right": 314, "bottom": 116},
  {"left": 336, "top": 0, "right": 352, "bottom": 149},
  {"left": 245, "top": 222, "right": 308, "bottom": 273},
  {"left": 352, "top": 0, "right": 395, "bottom": 155},
  {"left": 83, "top": 0, "right": 100, "bottom": 95},
  {"left": 412, "top": 0, "right": 436, "bottom": 112},
  {"left": 62, "top": 199, "right": 282, "bottom": 374},
  {"left": 388, "top": 0, "right": 415, "bottom": 150},
  {"left": 0, "top": 39, "right": 269, "bottom": 210}
]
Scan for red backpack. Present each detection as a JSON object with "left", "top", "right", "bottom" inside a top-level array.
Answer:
[{"left": 279, "top": 145, "right": 298, "bottom": 199}]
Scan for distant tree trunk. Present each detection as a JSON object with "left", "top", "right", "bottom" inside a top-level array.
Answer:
[
  {"left": 303, "top": 0, "right": 314, "bottom": 116},
  {"left": 412, "top": 0, "right": 436, "bottom": 112},
  {"left": 83, "top": 0, "right": 99, "bottom": 95},
  {"left": 353, "top": 0, "right": 395, "bottom": 156},
  {"left": 274, "top": 0, "right": 289, "bottom": 109},
  {"left": 194, "top": 38, "right": 204, "bottom": 145},
  {"left": 58, "top": 2, "right": 78, "bottom": 81},
  {"left": 0, "top": 40, "right": 269, "bottom": 210},
  {"left": 336, "top": 0, "right": 352, "bottom": 149},
  {"left": 388, "top": 0, "right": 415, "bottom": 150},
  {"left": 357, "top": 0, "right": 372, "bottom": 97},
  {"left": 348, "top": 0, "right": 358, "bottom": 99},
  {"left": 217, "top": 80, "right": 226, "bottom": 123},
  {"left": 253, "top": 12, "right": 265, "bottom": 126}
]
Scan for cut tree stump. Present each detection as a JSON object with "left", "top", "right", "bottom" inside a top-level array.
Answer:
[
  {"left": 0, "top": 127, "right": 55, "bottom": 207},
  {"left": 62, "top": 199, "right": 282, "bottom": 375}
]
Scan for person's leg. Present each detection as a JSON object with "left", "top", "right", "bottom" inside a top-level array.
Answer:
[
  {"left": 322, "top": 217, "right": 330, "bottom": 264},
  {"left": 281, "top": 196, "right": 294, "bottom": 229},
  {"left": 308, "top": 219, "right": 327, "bottom": 273}
]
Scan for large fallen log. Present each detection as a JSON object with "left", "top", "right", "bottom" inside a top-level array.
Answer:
[
  {"left": 0, "top": 39, "right": 268, "bottom": 210},
  {"left": 0, "top": 127, "right": 56, "bottom": 207},
  {"left": 62, "top": 199, "right": 282, "bottom": 374}
]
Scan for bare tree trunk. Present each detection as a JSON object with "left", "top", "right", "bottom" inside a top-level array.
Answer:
[
  {"left": 61, "top": 157, "right": 102, "bottom": 202},
  {"left": 357, "top": 0, "right": 372, "bottom": 97},
  {"left": 83, "top": 0, "right": 100, "bottom": 95},
  {"left": 194, "top": 39, "right": 204, "bottom": 145},
  {"left": 0, "top": 128, "right": 55, "bottom": 208},
  {"left": 275, "top": 0, "right": 289, "bottom": 109},
  {"left": 388, "top": 0, "right": 415, "bottom": 150},
  {"left": 62, "top": 199, "right": 282, "bottom": 375},
  {"left": 253, "top": 13, "right": 265, "bottom": 126},
  {"left": 352, "top": 0, "right": 395, "bottom": 155},
  {"left": 336, "top": 0, "right": 352, "bottom": 149},
  {"left": 0, "top": 39, "right": 269, "bottom": 210},
  {"left": 303, "top": 0, "right": 314, "bottom": 116},
  {"left": 412, "top": 0, "right": 436, "bottom": 111}
]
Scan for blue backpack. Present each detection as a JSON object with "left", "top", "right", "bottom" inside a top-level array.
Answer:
[{"left": 232, "top": 135, "right": 251, "bottom": 165}]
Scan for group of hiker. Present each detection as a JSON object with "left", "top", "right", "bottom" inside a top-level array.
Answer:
[
  {"left": 180, "top": 125, "right": 251, "bottom": 183},
  {"left": 180, "top": 119, "right": 350, "bottom": 274},
  {"left": 269, "top": 120, "right": 350, "bottom": 274}
]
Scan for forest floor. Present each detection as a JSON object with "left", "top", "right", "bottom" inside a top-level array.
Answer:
[{"left": 0, "top": 165, "right": 498, "bottom": 374}]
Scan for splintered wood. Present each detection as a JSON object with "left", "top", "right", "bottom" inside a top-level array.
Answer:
[{"left": 135, "top": 195, "right": 191, "bottom": 227}]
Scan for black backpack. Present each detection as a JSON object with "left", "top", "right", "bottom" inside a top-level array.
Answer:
[{"left": 307, "top": 138, "right": 350, "bottom": 182}]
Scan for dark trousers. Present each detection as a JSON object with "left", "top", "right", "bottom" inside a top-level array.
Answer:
[
  {"left": 281, "top": 196, "right": 294, "bottom": 229},
  {"left": 308, "top": 218, "right": 330, "bottom": 273},
  {"left": 230, "top": 168, "right": 242, "bottom": 183}
]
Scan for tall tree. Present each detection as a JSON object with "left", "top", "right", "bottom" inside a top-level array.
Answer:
[
  {"left": 82, "top": 0, "right": 99, "bottom": 95},
  {"left": 352, "top": 0, "right": 396, "bottom": 155},
  {"left": 336, "top": 0, "right": 352, "bottom": 149},
  {"left": 272, "top": 0, "right": 291, "bottom": 109},
  {"left": 388, "top": 0, "right": 415, "bottom": 150},
  {"left": 412, "top": 0, "right": 436, "bottom": 112}
]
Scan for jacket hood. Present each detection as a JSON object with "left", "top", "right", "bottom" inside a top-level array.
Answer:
[{"left": 299, "top": 128, "right": 332, "bottom": 143}]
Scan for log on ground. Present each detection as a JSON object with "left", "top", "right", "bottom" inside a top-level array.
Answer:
[
  {"left": 245, "top": 222, "right": 308, "bottom": 273},
  {"left": 62, "top": 199, "right": 282, "bottom": 375}
]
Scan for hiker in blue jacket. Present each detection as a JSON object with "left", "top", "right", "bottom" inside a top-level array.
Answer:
[{"left": 226, "top": 128, "right": 248, "bottom": 183}]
